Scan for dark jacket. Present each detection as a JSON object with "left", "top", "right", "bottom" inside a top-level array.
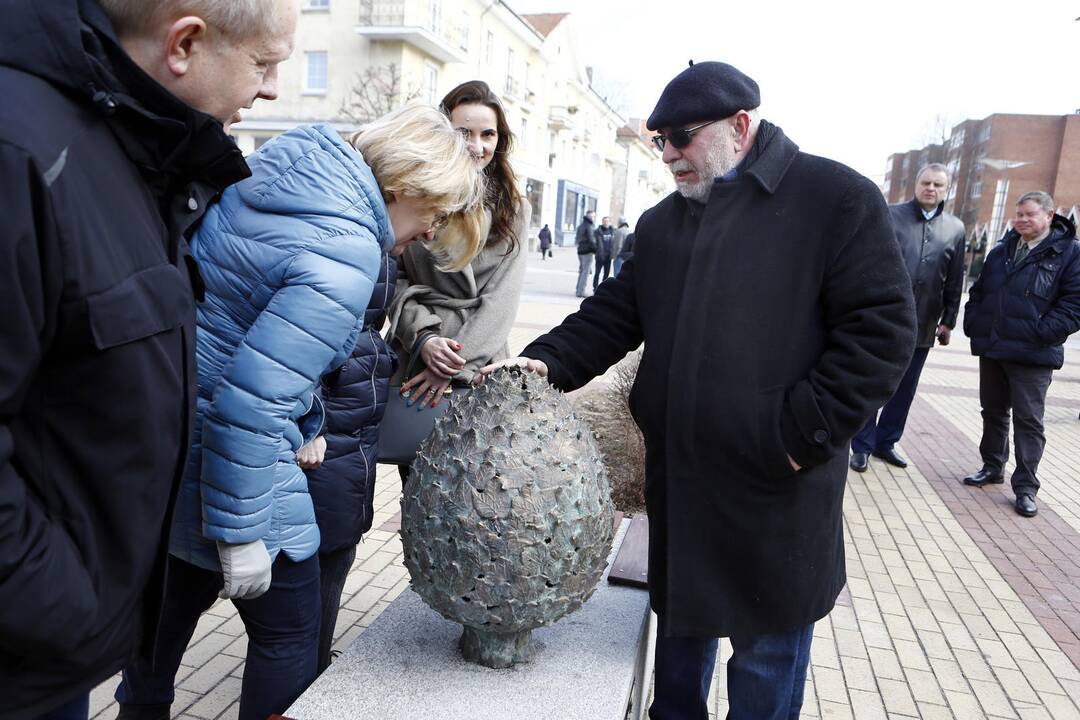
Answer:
[
  {"left": 0, "top": 0, "right": 249, "bottom": 715},
  {"left": 523, "top": 122, "right": 915, "bottom": 638},
  {"left": 538, "top": 226, "right": 552, "bottom": 249},
  {"left": 307, "top": 254, "right": 398, "bottom": 553},
  {"left": 890, "top": 200, "right": 966, "bottom": 347},
  {"left": 595, "top": 224, "right": 615, "bottom": 261},
  {"left": 576, "top": 216, "right": 597, "bottom": 255},
  {"left": 618, "top": 232, "right": 636, "bottom": 261},
  {"left": 963, "top": 215, "right": 1080, "bottom": 369}
]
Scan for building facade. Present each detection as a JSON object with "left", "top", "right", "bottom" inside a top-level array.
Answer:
[
  {"left": 232, "top": 0, "right": 672, "bottom": 246},
  {"left": 883, "top": 112, "right": 1080, "bottom": 255}
]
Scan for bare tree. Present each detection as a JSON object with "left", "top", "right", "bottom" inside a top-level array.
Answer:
[
  {"left": 920, "top": 112, "right": 958, "bottom": 147},
  {"left": 587, "top": 66, "right": 632, "bottom": 117},
  {"left": 339, "top": 63, "right": 423, "bottom": 124}
]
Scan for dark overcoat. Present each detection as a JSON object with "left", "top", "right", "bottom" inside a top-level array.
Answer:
[
  {"left": 0, "top": 0, "right": 249, "bottom": 715},
  {"left": 523, "top": 123, "right": 916, "bottom": 637}
]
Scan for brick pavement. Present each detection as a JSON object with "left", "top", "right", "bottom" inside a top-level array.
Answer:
[{"left": 89, "top": 251, "right": 1080, "bottom": 719}]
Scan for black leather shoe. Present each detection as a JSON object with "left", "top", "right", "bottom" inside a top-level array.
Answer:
[
  {"left": 872, "top": 447, "right": 908, "bottom": 468},
  {"left": 1016, "top": 494, "right": 1038, "bottom": 517},
  {"left": 849, "top": 452, "right": 869, "bottom": 472},
  {"left": 116, "top": 704, "right": 170, "bottom": 720},
  {"left": 963, "top": 468, "right": 1005, "bottom": 486}
]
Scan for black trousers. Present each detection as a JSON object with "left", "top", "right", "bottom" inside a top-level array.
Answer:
[
  {"left": 978, "top": 357, "right": 1053, "bottom": 496},
  {"left": 593, "top": 256, "right": 611, "bottom": 288}
]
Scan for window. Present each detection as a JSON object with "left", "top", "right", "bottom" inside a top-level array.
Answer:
[
  {"left": 970, "top": 180, "right": 983, "bottom": 199},
  {"left": 253, "top": 135, "right": 273, "bottom": 150},
  {"left": 524, "top": 62, "right": 531, "bottom": 95},
  {"left": 304, "top": 51, "right": 328, "bottom": 94},
  {"left": 304, "top": 0, "right": 329, "bottom": 8},
  {"left": 520, "top": 118, "right": 527, "bottom": 147},
  {"left": 505, "top": 48, "right": 516, "bottom": 95},
  {"left": 459, "top": 13, "right": 470, "bottom": 51},
  {"left": 424, "top": 63, "right": 439, "bottom": 105},
  {"left": 485, "top": 31, "right": 495, "bottom": 66},
  {"left": 429, "top": 0, "right": 441, "bottom": 33},
  {"left": 978, "top": 122, "right": 992, "bottom": 144}
]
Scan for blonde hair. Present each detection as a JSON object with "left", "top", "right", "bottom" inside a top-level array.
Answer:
[{"left": 351, "top": 104, "right": 485, "bottom": 271}]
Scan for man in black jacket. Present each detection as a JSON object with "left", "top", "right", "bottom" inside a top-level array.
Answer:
[
  {"left": 0, "top": 0, "right": 297, "bottom": 717},
  {"left": 575, "top": 209, "right": 597, "bottom": 297},
  {"left": 479, "top": 61, "right": 915, "bottom": 719},
  {"left": 962, "top": 192, "right": 1080, "bottom": 518},
  {"left": 851, "top": 164, "right": 966, "bottom": 472},
  {"left": 593, "top": 216, "right": 616, "bottom": 289}
]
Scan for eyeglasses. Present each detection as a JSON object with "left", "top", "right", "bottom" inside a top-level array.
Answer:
[
  {"left": 651, "top": 119, "right": 721, "bottom": 152},
  {"left": 430, "top": 212, "right": 450, "bottom": 231}
]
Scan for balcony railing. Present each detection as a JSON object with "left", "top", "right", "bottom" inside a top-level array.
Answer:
[{"left": 356, "top": 0, "right": 467, "bottom": 63}]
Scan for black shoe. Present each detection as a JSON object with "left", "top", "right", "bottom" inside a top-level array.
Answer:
[
  {"left": 872, "top": 447, "right": 908, "bottom": 468},
  {"left": 849, "top": 452, "right": 869, "bottom": 472},
  {"left": 116, "top": 704, "right": 171, "bottom": 720},
  {"left": 1016, "top": 494, "right": 1038, "bottom": 517},
  {"left": 963, "top": 468, "right": 1005, "bottom": 487}
]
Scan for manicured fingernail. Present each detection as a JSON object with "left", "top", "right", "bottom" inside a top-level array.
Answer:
[{"left": 405, "top": 399, "right": 413, "bottom": 407}]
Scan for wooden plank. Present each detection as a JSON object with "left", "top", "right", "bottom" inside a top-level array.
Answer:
[{"left": 607, "top": 514, "right": 649, "bottom": 589}]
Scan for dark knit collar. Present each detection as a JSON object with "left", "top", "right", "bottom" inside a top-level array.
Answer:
[{"left": 741, "top": 120, "right": 799, "bottom": 194}]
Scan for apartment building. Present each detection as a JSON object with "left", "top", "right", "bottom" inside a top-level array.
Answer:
[
  {"left": 233, "top": 0, "right": 672, "bottom": 245},
  {"left": 883, "top": 112, "right": 1080, "bottom": 250}
]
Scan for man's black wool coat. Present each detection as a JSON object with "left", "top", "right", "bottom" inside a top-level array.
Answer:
[{"left": 524, "top": 123, "right": 917, "bottom": 638}]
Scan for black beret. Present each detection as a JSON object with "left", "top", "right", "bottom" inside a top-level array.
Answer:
[{"left": 647, "top": 61, "right": 760, "bottom": 131}]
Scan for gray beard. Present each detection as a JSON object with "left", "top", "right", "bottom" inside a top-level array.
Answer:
[{"left": 674, "top": 140, "right": 739, "bottom": 203}]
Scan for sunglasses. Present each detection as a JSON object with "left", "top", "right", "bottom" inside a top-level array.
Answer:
[{"left": 651, "top": 119, "right": 721, "bottom": 152}]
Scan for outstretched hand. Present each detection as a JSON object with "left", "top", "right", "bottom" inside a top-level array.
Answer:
[{"left": 473, "top": 356, "right": 549, "bottom": 385}]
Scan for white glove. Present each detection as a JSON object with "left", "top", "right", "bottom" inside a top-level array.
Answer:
[{"left": 217, "top": 540, "right": 273, "bottom": 600}]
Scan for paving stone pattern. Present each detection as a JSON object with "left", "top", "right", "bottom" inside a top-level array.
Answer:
[{"left": 88, "top": 251, "right": 1080, "bottom": 719}]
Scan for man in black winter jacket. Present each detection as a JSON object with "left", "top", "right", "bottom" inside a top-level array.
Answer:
[
  {"left": 0, "top": 0, "right": 297, "bottom": 717},
  {"left": 479, "top": 61, "right": 915, "bottom": 720},
  {"left": 593, "top": 216, "right": 616, "bottom": 289},
  {"left": 851, "top": 164, "right": 966, "bottom": 472},
  {"left": 962, "top": 192, "right": 1080, "bottom": 518},
  {"left": 575, "top": 210, "right": 597, "bottom": 297}
]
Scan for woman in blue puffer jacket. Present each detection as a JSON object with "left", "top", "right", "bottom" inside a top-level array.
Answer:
[{"left": 115, "top": 105, "right": 484, "bottom": 720}]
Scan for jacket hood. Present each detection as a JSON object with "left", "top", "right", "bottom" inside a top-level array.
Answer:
[
  {"left": 0, "top": 0, "right": 249, "bottom": 194},
  {"left": 237, "top": 124, "right": 394, "bottom": 252}
]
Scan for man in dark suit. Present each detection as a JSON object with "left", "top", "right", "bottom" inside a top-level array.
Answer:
[{"left": 851, "top": 163, "right": 965, "bottom": 472}]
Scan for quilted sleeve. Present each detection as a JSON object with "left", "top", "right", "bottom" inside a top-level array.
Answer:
[{"left": 199, "top": 232, "right": 381, "bottom": 544}]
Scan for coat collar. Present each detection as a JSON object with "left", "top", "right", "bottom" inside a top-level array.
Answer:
[
  {"left": 905, "top": 199, "right": 943, "bottom": 221},
  {"left": 742, "top": 120, "right": 800, "bottom": 195}
]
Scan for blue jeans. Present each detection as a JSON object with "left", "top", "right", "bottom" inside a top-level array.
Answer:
[
  {"left": 33, "top": 694, "right": 88, "bottom": 720},
  {"left": 116, "top": 553, "right": 320, "bottom": 720},
  {"left": 852, "top": 346, "right": 930, "bottom": 454},
  {"left": 650, "top": 623, "right": 814, "bottom": 720}
]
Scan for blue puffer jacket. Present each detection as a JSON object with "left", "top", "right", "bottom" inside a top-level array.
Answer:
[
  {"left": 305, "top": 254, "right": 397, "bottom": 554},
  {"left": 169, "top": 124, "right": 393, "bottom": 571},
  {"left": 964, "top": 214, "right": 1080, "bottom": 369}
]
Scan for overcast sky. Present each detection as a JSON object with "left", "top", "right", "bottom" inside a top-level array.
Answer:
[{"left": 513, "top": 0, "right": 1079, "bottom": 182}]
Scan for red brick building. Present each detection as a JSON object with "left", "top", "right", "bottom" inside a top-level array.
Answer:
[{"left": 883, "top": 112, "right": 1080, "bottom": 254}]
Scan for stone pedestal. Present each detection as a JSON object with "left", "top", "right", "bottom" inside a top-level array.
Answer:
[{"left": 288, "top": 521, "right": 651, "bottom": 720}]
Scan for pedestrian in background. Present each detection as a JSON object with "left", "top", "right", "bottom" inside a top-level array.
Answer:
[
  {"left": 575, "top": 209, "right": 597, "bottom": 297},
  {"left": 851, "top": 163, "right": 966, "bottom": 472},
  {"left": 613, "top": 218, "right": 631, "bottom": 275},
  {"left": 0, "top": 0, "right": 297, "bottom": 715},
  {"left": 479, "top": 60, "right": 915, "bottom": 720},
  {"left": 593, "top": 215, "right": 615, "bottom": 289},
  {"left": 539, "top": 223, "right": 553, "bottom": 259},
  {"left": 115, "top": 106, "right": 484, "bottom": 720},
  {"left": 962, "top": 192, "right": 1080, "bottom": 518}
]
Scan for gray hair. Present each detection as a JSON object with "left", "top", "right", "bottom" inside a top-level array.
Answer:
[
  {"left": 916, "top": 163, "right": 950, "bottom": 182},
  {"left": 98, "top": 0, "right": 282, "bottom": 40},
  {"left": 1017, "top": 191, "right": 1055, "bottom": 213}
]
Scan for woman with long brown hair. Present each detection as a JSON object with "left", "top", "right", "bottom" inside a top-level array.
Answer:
[{"left": 387, "top": 80, "right": 529, "bottom": 459}]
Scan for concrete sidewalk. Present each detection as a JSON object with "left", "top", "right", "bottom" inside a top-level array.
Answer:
[{"left": 89, "top": 250, "right": 1080, "bottom": 719}]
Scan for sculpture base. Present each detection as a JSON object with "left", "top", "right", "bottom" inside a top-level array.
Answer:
[{"left": 459, "top": 626, "right": 534, "bottom": 668}]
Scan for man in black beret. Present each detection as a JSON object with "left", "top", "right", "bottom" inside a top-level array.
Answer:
[{"left": 479, "top": 61, "right": 916, "bottom": 718}]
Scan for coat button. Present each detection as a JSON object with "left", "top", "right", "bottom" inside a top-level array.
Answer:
[
  {"left": 812, "top": 429, "right": 829, "bottom": 444},
  {"left": 187, "top": 197, "right": 199, "bottom": 211}
]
